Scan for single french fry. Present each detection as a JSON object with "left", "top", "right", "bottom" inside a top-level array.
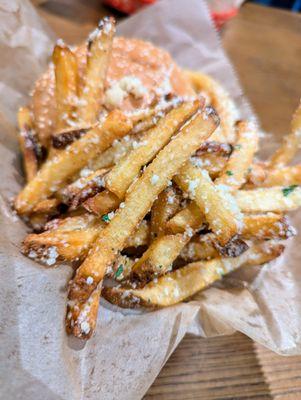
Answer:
[
  {"left": 215, "top": 120, "right": 259, "bottom": 189},
  {"left": 166, "top": 202, "right": 205, "bottom": 234},
  {"left": 17, "top": 107, "right": 40, "bottom": 182},
  {"left": 52, "top": 42, "right": 79, "bottom": 133},
  {"left": 186, "top": 70, "right": 238, "bottom": 143},
  {"left": 175, "top": 163, "right": 241, "bottom": 247},
  {"left": 235, "top": 186, "right": 301, "bottom": 212},
  {"left": 180, "top": 238, "right": 218, "bottom": 262},
  {"left": 15, "top": 111, "right": 132, "bottom": 214},
  {"left": 259, "top": 165, "right": 301, "bottom": 187},
  {"left": 242, "top": 213, "right": 296, "bottom": 239},
  {"left": 269, "top": 99, "right": 301, "bottom": 166},
  {"left": 69, "top": 169, "right": 109, "bottom": 210},
  {"left": 23, "top": 218, "right": 149, "bottom": 264},
  {"left": 103, "top": 242, "right": 284, "bottom": 308},
  {"left": 129, "top": 234, "right": 190, "bottom": 285},
  {"left": 66, "top": 105, "right": 219, "bottom": 338},
  {"left": 150, "top": 186, "right": 181, "bottom": 238},
  {"left": 83, "top": 189, "right": 120, "bottom": 215},
  {"left": 32, "top": 198, "right": 61, "bottom": 215},
  {"left": 195, "top": 141, "right": 233, "bottom": 157},
  {"left": 105, "top": 101, "right": 200, "bottom": 199},
  {"left": 78, "top": 17, "right": 115, "bottom": 125},
  {"left": 59, "top": 168, "right": 109, "bottom": 205}
]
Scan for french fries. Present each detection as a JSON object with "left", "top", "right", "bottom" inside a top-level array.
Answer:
[
  {"left": 175, "top": 162, "right": 242, "bottom": 248},
  {"left": 52, "top": 42, "right": 79, "bottom": 133},
  {"left": 103, "top": 242, "right": 284, "bottom": 308},
  {"left": 14, "top": 21, "right": 301, "bottom": 341},
  {"left": 15, "top": 111, "right": 132, "bottom": 214},
  {"left": 66, "top": 105, "right": 218, "bottom": 338},
  {"left": 215, "top": 120, "right": 258, "bottom": 189},
  {"left": 17, "top": 106, "right": 42, "bottom": 182},
  {"left": 269, "top": 99, "right": 301, "bottom": 167},
  {"left": 77, "top": 17, "right": 115, "bottom": 125},
  {"left": 150, "top": 186, "right": 181, "bottom": 238},
  {"left": 104, "top": 101, "right": 200, "bottom": 199}
]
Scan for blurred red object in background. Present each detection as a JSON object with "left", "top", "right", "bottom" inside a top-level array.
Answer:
[{"left": 104, "top": 0, "right": 244, "bottom": 28}]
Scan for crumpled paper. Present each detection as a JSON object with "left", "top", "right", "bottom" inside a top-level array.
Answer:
[{"left": 1, "top": 0, "right": 301, "bottom": 399}]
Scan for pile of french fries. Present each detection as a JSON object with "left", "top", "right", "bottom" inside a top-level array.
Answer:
[{"left": 14, "top": 17, "right": 301, "bottom": 339}]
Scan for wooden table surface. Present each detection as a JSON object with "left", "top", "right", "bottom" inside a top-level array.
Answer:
[{"left": 36, "top": 2, "right": 301, "bottom": 399}]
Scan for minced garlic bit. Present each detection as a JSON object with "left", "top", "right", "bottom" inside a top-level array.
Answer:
[
  {"left": 150, "top": 174, "right": 159, "bottom": 185},
  {"left": 105, "top": 76, "right": 147, "bottom": 108}
]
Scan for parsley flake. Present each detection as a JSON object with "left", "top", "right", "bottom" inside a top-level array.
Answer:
[
  {"left": 235, "top": 144, "right": 242, "bottom": 150},
  {"left": 115, "top": 264, "right": 123, "bottom": 278},
  {"left": 282, "top": 185, "right": 298, "bottom": 197},
  {"left": 101, "top": 213, "right": 110, "bottom": 223},
  {"left": 226, "top": 170, "right": 234, "bottom": 176}
]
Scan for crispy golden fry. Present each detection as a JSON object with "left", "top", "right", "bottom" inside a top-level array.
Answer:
[
  {"left": 23, "top": 218, "right": 149, "bottom": 264},
  {"left": 129, "top": 234, "right": 190, "bottom": 285},
  {"left": 52, "top": 43, "right": 79, "bottom": 133},
  {"left": 78, "top": 17, "right": 115, "bottom": 125},
  {"left": 180, "top": 239, "right": 218, "bottom": 262},
  {"left": 32, "top": 198, "right": 61, "bottom": 214},
  {"left": 105, "top": 101, "right": 200, "bottom": 199},
  {"left": 83, "top": 189, "right": 120, "bottom": 215},
  {"left": 245, "top": 162, "right": 267, "bottom": 187},
  {"left": 66, "top": 105, "right": 218, "bottom": 338},
  {"left": 166, "top": 202, "right": 204, "bottom": 234},
  {"left": 269, "top": 99, "right": 301, "bottom": 166},
  {"left": 103, "top": 242, "right": 284, "bottom": 308},
  {"left": 52, "top": 127, "right": 88, "bottom": 149},
  {"left": 196, "top": 141, "right": 232, "bottom": 157},
  {"left": 17, "top": 107, "right": 40, "bottom": 182},
  {"left": 69, "top": 170, "right": 109, "bottom": 210},
  {"left": 15, "top": 111, "right": 132, "bottom": 214},
  {"left": 175, "top": 163, "right": 241, "bottom": 247},
  {"left": 215, "top": 120, "right": 259, "bottom": 189},
  {"left": 59, "top": 168, "right": 109, "bottom": 204},
  {"left": 186, "top": 70, "right": 238, "bottom": 143},
  {"left": 150, "top": 186, "right": 181, "bottom": 238},
  {"left": 235, "top": 186, "right": 301, "bottom": 212},
  {"left": 242, "top": 213, "right": 296, "bottom": 239},
  {"left": 258, "top": 165, "right": 301, "bottom": 187}
]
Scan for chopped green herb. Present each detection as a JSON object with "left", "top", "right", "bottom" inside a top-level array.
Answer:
[
  {"left": 158, "top": 265, "right": 163, "bottom": 269},
  {"left": 115, "top": 264, "right": 123, "bottom": 278},
  {"left": 235, "top": 144, "right": 242, "bottom": 150},
  {"left": 282, "top": 185, "right": 298, "bottom": 197},
  {"left": 226, "top": 170, "right": 234, "bottom": 176},
  {"left": 247, "top": 167, "right": 252, "bottom": 173},
  {"left": 101, "top": 213, "right": 110, "bottom": 223}
]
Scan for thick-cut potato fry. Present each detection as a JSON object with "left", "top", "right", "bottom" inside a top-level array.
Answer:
[
  {"left": 105, "top": 101, "right": 200, "bottom": 199},
  {"left": 175, "top": 163, "right": 241, "bottom": 247},
  {"left": 17, "top": 107, "right": 41, "bottom": 182},
  {"left": 66, "top": 105, "right": 219, "bottom": 338},
  {"left": 23, "top": 218, "right": 149, "bottom": 264},
  {"left": 215, "top": 120, "right": 258, "bottom": 189},
  {"left": 103, "top": 242, "right": 284, "bottom": 308},
  {"left": 259, "top": 165, "right": 301, "bottom": 187},
  {"left": 186, "top": 70, "right": 238, "bottom": 143},
  {"left": 166, "top": 202, "right": 204, "bottom": 234},
  {"left": 78, "top": 17, "right": 115, "bottom": 125},
  {"left": 130, "top": 234, "right": 190, "bottom": 285},
  {"left": 150, "top": 186, "right": 181, "bottom": 238},
  {"left": 235, "top": 186, "right": 301, "bottom": 212},
  {"left": 83, "top": 189, "right": 120, "bottom": 215},
  {"left": 15, "top": 111, "right": 132, "bottom": 214},
  {"left": 269, "top": 99, "right": 301, "bottom": 166},
  {"left": 52, "top": 43, "right": 79, "bottom": 133}
]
